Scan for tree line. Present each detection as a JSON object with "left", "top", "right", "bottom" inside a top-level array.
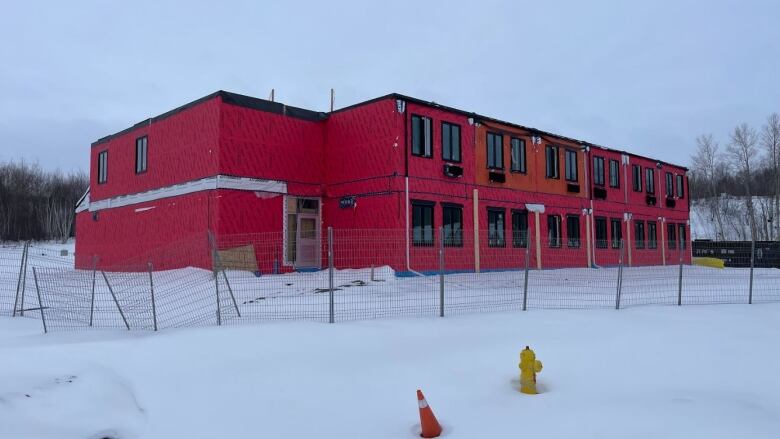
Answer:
[
  {"left": 0, "top": 161, "right": 88, "bottom": 242},
  {"left": 690, "top": 113, "right": 780, "bottom": 241}
]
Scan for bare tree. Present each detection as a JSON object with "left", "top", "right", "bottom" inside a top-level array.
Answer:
[
  {"left": 692, "top": 134, "right": 726, "bottom": 239},
  {"left": 727, "top": 123, "right": 759, "bottom": 240},
  {"left": 761, "top": 113, "right": 780, "bottom": 240}
]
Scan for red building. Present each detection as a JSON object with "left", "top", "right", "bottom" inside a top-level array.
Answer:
[{"left": 75, "top": 91, "right": 690, "bottom": 272}]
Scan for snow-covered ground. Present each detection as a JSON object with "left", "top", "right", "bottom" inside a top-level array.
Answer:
[{"left": 1, "top": 304, "right": 779, "bottom": 438}]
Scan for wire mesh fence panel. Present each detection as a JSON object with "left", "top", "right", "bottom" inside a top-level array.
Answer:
[
  {"left": 153, "top": 268, "right": 223, "bottom": 329},
  {"left": 102, "top": 266, "right": 155, "bottom": 330},
  {"left": 0, "top": 243, "right": 25, "bottom": 316},
  {"left": 34, "top": 267, "right": 96, "bottom": 331},
  {"left": 682, "top": 242, "right": 753, "bottom": 305}
]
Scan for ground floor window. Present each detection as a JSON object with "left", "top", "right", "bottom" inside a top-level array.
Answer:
[
  {"left": 442, "top": 204, "right": 463, "bottom": 247},
  {"left": 566, "top": 215, "right": 580, "bottom": 248},
  {"left": 635, "top": 221, "right": 645, "bottom": 249},
  {"left": 512, "top": 210, "right": 528, "bottom": 248},
  {"left": 611, "top": 218, "right": 622, "bottom": 249},
  {"left": 667, "top": 223, "right": 677, "bottom": 249},
  {"left": 488, "top": 208, "right": 506, "bottom": 247},
  {"left": 648, "top": 221, "right": 658, "bottom": 249},
  {"left": 412, "top": 201, "right": 434, "bottom": 246},
  {"left": 548, "top": 214, "right": 562, "bottom": 248},
  {"left": 595, "top": 217, "right": 608, "bottom": 248},
  {"left": 678, "top": 224, "right": 686, "bottom": 250}
]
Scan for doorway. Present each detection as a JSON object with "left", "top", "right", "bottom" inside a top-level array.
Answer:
[{"left": 285, "top": 197, "right": 321, "bottom": 269}]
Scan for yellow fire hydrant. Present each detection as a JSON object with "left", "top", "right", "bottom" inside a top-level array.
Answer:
[{"left": 518, "top": 346, "right": 543, "bottom": 394}]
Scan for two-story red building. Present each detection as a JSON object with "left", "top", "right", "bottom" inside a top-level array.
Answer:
[{"left": 75, "top": 91, "right": 690, "bottom": 272}]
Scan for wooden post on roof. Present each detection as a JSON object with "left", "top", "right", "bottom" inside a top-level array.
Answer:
[{"left": 330, "top": 89, "right": 335, "bottom": 112}]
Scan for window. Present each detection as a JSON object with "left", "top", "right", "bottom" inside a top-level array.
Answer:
[
  {"left": 512, "top": 210, "right": 528, "bottom": 248},
  {"left": 665, "top": 172, "right": 674, "bottom": 197},
  {"left": 609, "top": 159, "right": 620, "bottom": 188},
  {"left": 565, "top": 149, "right": 578, "bottom": 182},
  {"left": 611, "top": 218, "right": 622, "bottom": 249},
  {"left": 632, "top": 165, "right": 642, "bottom": 192},
  {"left": 667, "top": 223, "right": 677, "bottom": 249},
  {"left": 647, "top": 221, "right": 658, "bottom": 249},
  {"left": 135, "top": 136, "right": 148, "bottom": 174},
  {"left": 635, "top": 221, "right": 645, "bottom": 249},
  {"left": 97, "top": 151, "right": 108, "bottom": 184},
  {"left": 412, "top": 201, "right": 434, "bottom": 246},
  {"left": 593, "top": 156, "right": 605, "bottom": 186},
  {"left": 487, "top": 132, "right": 503, "bottom": 169},
  {"left": 645, "top": 168, "right": 655, "bottom": 194},
  {"left": 411, "top": 115, "right": 432, "bottom": 157},
  {"left": 487, "top": 208, "right": 506, "bottom": 247},
  {"left": 566, "top": 215, "right": 580, "bottom": 248},
  {"left": 510, "top": 138, "right": 526, "bottom": 173},
  {"left": 679, "top": 224, "right": 686, "bottom": 250},
  {"left": 548, "top": 215, "right": 562, "bottom": 248},
  {"left": 545, "top": 145, "right": 559, "bottom": 178},
  {"left": 595, "top": 217, "right": 608, "bottom": 249},
  {"left": 441, "top": 122, "right": 461, "bottom": 162},
  {"left": 442, "top": 204, "right": 463, "bottom": 247},
  {"left": 676, "top": 175, "right": 684, "bottom": 198}
]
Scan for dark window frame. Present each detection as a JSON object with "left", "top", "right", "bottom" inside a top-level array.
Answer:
[
  {"left": 442, "top": 203, "right": 463, "bottom": 247},
  {"left": 135, "top": 136, "right": 148, "bottom": 174},
  {"left": 593, "top": 156, "right": 605, "bottom": 186},
  {"left": 548, "top": 214, "right": 562, "bottom": 248},
  {"left": 679, "top": 224, "right": 687, "bottom": 250},
  {"left": 648, "top": 221, "right": 658, "bottom": 249},
  {"left": 610, "top": 218, "right": 623, "bottom": 249},
  {"left": 566, "top": 214, "right": 581, "bottom": 248},
  {"left": 545, "top": 145, "right": 560, "bottom": 179},
  {"left": 441, "top": 121, "right": 461, "bottom": 163},
  {"left": 645, "top": 168, "right": 655, "bottom": 194},
  {"left": 609, "top": 159, "right": 620, "bottom": 188},
  {"left": 667, "top": 223, "right": 677, "bottom": 250},
  {"left": 510, "top": 137, "right": 527, "bottom": 173},
  {"left": 97, "top": 150, "right": 108, "bottom": 184},
  {"left": 595, "top": 217, "right": 608, "bottom": 249},
  {"left": 511, "top": 209, "right": 529, "bottom": 248},
  {"left": 635, "top": 221, "right": 645, "bottom": 249},
  {"left": 411, "top": 200, "right": 435, "bottom": 247},
  {"left": 565, "top": 149, "right": 578, "bottom": 182},
  {"left": 665, "top": 172, "right": 674, "bottom": 197},
  {"left": 487, "top": 207, "right": 506, "bottom": 247},
  {"left": 487, "top": 132, "right": 504, "bottom": 170},
  {"left": 632, "top": 164, "right": 642, "bottom": 192},
  {"left": 411, "top": 114, "right": 433, "bottom": 158},
  {"left": 676, "top": 174, "right": 684, "bottom": 198}
]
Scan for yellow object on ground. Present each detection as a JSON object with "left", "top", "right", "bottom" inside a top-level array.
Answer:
[
  {"left": 692, "top": 257, "right": 725, "bottom": 269},
  {"left": 519, "top": 346, "right": 543, "bottom": 394}
]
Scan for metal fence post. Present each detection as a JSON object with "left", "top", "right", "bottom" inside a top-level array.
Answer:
[
  {"left": 18, "top": 241, "right": 30, "bottom": 316},
  {"left": 101, "top": 271, "right": 130, "bottom": 330},
  {"left": 328, "top": 227, "right": 334, "bottom": 324},
  {"left": 439, "top": 226, "right": 445, "bottom": 317},
  {"left": 148, "top": 262, "right": 157, "bottom": 331},
  {"left": 522, "top": 233, "right": 531, "bottom": 311},
  {"left": 89, "top": 256, "right": 97, "bottom": 327},
  {"left": 677, "top": 248, "right": 684, "bottom": 306},
  {"left": 615, "top": 239, "right": 624, "bottom": 310},
  {"left": 12, "top": 241, "right": 29, "bottom": 317},
  {"left": 749, "top": 238, "right": 755, "bottom": 304},
  {"left": 31, "top": 267, "right": 47, "bottom": 334}
]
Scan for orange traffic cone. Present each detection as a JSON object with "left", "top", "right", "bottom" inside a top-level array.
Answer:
[{"left": 417, "top": 389, "right": 442, "bottom": 438}]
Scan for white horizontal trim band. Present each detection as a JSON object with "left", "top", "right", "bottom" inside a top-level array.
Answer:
[{"left": 76, "top": 175, "right": 287, "bottom": 213}]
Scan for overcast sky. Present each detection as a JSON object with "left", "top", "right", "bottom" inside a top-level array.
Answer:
[{"left": 1, "top": 0, "right": 778, "bottom": 173}]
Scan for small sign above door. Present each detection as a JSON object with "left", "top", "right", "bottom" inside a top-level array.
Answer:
[{"left": 339, "top": 196, "right": 356, "bottom": 209}]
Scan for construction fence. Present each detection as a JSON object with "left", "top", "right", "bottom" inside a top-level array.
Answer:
[{"left": 1, "top": 230, "right": 779, "bottom": 333}]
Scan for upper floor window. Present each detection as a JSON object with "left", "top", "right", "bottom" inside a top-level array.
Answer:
[
  {"left": 611, "top": 218, "right": 622, "bottom": 249},
  {"left": 665, "top": 172, "right": 674, "bottom": 197},
  {"left": 97, "top": 151, "right": 108, "bottom": 184},
  {"left": 645, "top": 168, "right": 655, "bottom": 194},
  {"left": 548, "top": 214, "right": 562, "bottom": 248},
  {"left": 566, "top": 215, "right": 580, "bottom": 248},
  {"left": 676, "top": 174, "right": 684, "bottom": 198},
  {"left": 487, "top": 132, "right": 503, "bottom": 169},
  {"left": 411, "top": 115, "right": 432, "bottom": 157},
  {"left": 487, "top": 208, "right": 506, "bottom": 247},
  {"left": 565, "top": 149, "right": 578, "bottom": 182},
  {"left": 412, "top": 201, "right": 434, "bottom": 246},
  {"left": 632, "top": 165, "right": 642, "bottom": 192},
  {"left": 510, "top": 138, "right": 526, "bottom": 173},
  {"left": 609, "top": 159, "right": 620, "bottom": 188},
  {"left": 545, "top": 145, "right": 559, "bottom": 179},
  {"left": 135, "top": 136, "right": 148, "bottom": 174},
  {"left": 512, "top": 209, "right": 528, "bottom": 248},
  {"left": 593, "top": 156, "right": 605, "bottom": 186},
  {"left": 441, "top": 122, "right": 461, "bottom": 162},
  {"left": 442, "top": 204, "right": 463, "bottom": 247},
  {"left": 595, "top": 217, "right": 608, "bottom": 248}
]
